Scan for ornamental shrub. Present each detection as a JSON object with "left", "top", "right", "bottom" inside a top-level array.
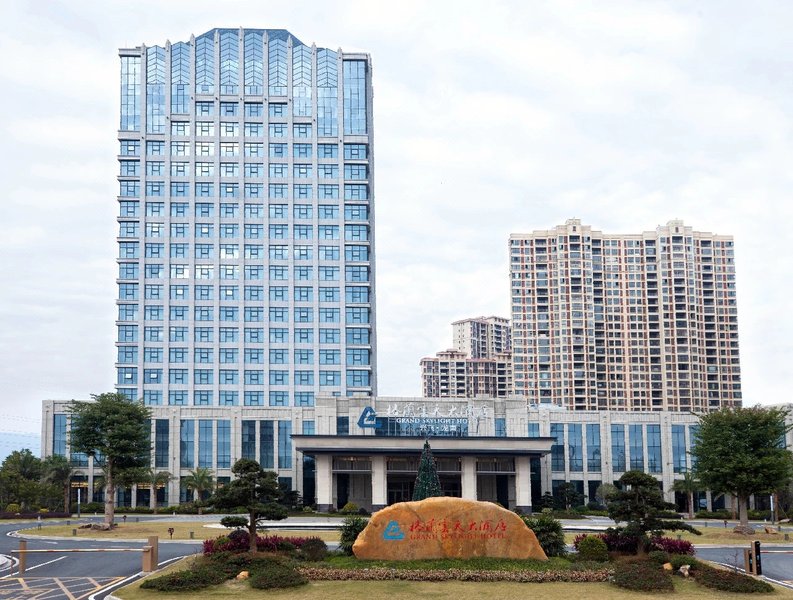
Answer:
[
  {"left": 575, "top": 535, "right": 609, "bottom": 562},
  {"left": 522, "top": 514, "right": 567, "bottom": 557},
  {"left": 203, "top": 533, "right": 312, "bottom": 555},
  {"left": 249, "top": 561, "right": 307, "bottom": 589},
  {"left": 339, "top": 515, "right": 369, "bottom": 555},
  {"left": 612, "top": 560, "right": 674, "bottom": 592},
  {"left": 4, "top": 504, "right": 20, "bottom": 514},
  {"left": 669, "top": 554, "right": 699, "bottom": 571},
  {"left": 299, "top": 537, "right": 328, "bottom": 562},
  {"left": 140, "top": 564, "right": 227, "bottom": 591},
  {"left": 647, "top": 550, "right": 670, "bottom": 565},
  {"left": 694, "top": 563, "right": 774, "bottom": 593},
  {"left": 650, "top": 536, "right": 695, "bottom": 556},
  {"left": 340, "top": 502, "right": 360, "bottom": 514}
]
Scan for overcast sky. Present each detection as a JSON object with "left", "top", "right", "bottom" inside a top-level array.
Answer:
[{"left": 1, "top": 0, "right": 792, "bottom": 457}]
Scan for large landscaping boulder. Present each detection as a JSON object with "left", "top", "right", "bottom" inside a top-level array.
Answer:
[{"left": 353, "top": 497, "right": 547, "bottom": 560}]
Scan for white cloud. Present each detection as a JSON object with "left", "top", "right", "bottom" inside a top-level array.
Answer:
[{"left": 0, "top": 0, "right": 791, "bottom": 442}]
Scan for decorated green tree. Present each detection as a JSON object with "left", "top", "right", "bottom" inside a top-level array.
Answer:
[
  {"left": 412, "top": 440, "right": 442, "bottom": 501},
  {"left": 209, "top": 459, "right": 288, "bottom": 552}
]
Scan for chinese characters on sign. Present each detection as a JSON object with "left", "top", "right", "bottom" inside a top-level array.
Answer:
[{"left": 400, "top": 517, "right": 509, "bottom": 541}]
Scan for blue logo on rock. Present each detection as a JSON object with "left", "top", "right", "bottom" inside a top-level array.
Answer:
[
  {"left": 383, "top": 520, "right": 405, "bottom": 541},
  {"left": 357, "top": 406, "right": 378, "bottom": 429}
]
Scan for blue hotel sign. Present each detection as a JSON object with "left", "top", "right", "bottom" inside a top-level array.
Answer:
[{"left": 357, "top": 403, "right": 488, "bottom": 436}]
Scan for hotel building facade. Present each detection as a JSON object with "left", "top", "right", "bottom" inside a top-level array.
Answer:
[{"left": 106, "top": 28, "right": 375, "bottom": 500}]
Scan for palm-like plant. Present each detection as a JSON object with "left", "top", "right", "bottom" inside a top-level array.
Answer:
[
  {"left": 182, "top": 467, "right": 214, "bottom": 512},
  {"left": 672, "top": 471, "right": 701, "bottom": 520},
  {"left": 144, "top": 469, "right": 171, "bottom": 511},
  {"left": 41, "top": 454, "right": 75, "bottom": 514}
]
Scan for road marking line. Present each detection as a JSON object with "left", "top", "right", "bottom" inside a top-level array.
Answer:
[{"left": 53, "top": 578, "right": 77, "bottom": 600}]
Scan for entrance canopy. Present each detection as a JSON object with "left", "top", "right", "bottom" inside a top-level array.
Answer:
[{"left": 293, "top": 435, "right": 554, "bottom": 457}]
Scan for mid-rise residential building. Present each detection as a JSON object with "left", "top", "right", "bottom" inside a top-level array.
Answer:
[
  {"left": 421, "top": 349, "right": 512, "bottom": 398},
  {"left": 113, "top": 27, "right": 375, "bottom": 501},
  {"left": 421, "top": 317, "right": 512, "bottom": 398},
  {"left": 452, "top": 316, "right": 511, "bottom": 358},
  {"left": 510, "top": 219, "right": 741, "bottom": 412}
]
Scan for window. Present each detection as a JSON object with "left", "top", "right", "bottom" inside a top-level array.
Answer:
[
  {"left": 259, "top": 420, "right": 275, "bottom": 467},
  {"left": 567, "top": 424, "right": 583, "bottom": 472},
  {"left": 629, "top": 424, "right": 644, "bottom": 470},
  {"left": 344, "top": 144, "right": 368, "bottom": 159},
  {"left": 294, "top": 328, "right": 313, "bottom": 343},
  {"left": 269, "top": 123, "right": 287, "bottom": 138},
  {"left": 319, "top": 164, "right": 338, "bottom": 179},
  {"left": 269, "top": 143, "right": 287, "bottom": 158},
  {"left": 672, "top": 424, "right": 687, "bottom": 473},
  {"left": 550, "top": 423, "right": 564, "bottom": 472},
  {"left": 322, "top": 328, "right": 342, "bottom": 344},
  {"left": 586, "top": 424, "right": 601, "bottom": 472},
  {"left": 293, "top": 123, "right": 311, "bottom": 138},
  {"left": 346, "top": 369, "right": 370, "bottom": 387},
  {"left": 319, "top": 246, "right": 340, "bottom": 260},
  {"left": 647, "top": 424, "right": 662, "bottom": 473},
  {"left": 344, "top": 164, "right": 367, "bottom": 180},
  {"left": 278, "top": 421, "right": 292, "bottom": 468}
]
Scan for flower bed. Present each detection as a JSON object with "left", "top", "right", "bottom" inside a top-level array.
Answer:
[{"left": 298, "top": 566, "right": 613, "bottom": 583}]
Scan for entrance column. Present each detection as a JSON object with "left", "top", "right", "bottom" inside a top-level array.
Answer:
[
  {"left": 461, "top": 456, "right": 477, "bottom": 500},
  {"left": 316, "top": 455, "right": 333, "bottom": 513},
  {"left": 515, "top": 455, "right": 532, "bottom": 514},
  {"left": 371, "top": 455, "right": 387, "bottom": 511}
]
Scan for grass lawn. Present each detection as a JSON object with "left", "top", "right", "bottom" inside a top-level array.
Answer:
[
  {"left": 19, "top": 521, "right": 339, "bottom": 542},
  {"left": 116, "top": 563, "right": 793, "bottom": 600},
  {"left": 565, "top": 528, "right": 791, "bottom": 546}
]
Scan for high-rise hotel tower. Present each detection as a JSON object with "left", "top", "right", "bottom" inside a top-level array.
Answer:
[
  {"left": 509, "top": 219, "right": 740, "bottom": 412},
  {"left": 114, "top": 28, "right": 375, "bottom": 497}
]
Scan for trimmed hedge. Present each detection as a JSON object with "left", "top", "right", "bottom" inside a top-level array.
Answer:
[
  {"left": 694, "top": 563, "right": 774, "bottom": 593},
  {"left": 250, "top": 562, "right": 307, "bottom": 589},
  {"left": 612, "top": 561, "right": 674, "bottom": 592},
  {"left": 140, "top": 564, "right": 227, "bottom": 591},
  {"left": 203, "top": 533, "right": 314, "bottom": 555},
  {"left": 0, "top": 512, "right": 70, "bottom": 520}
]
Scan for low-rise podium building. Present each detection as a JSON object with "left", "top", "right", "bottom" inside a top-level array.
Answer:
[{"left": 44, "top": 396, "right": 789, "bottom": 513}]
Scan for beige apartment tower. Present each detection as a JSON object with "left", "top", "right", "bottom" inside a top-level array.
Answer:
[{"left": 509, "top": 219, "right": 741, "bottom": 412}]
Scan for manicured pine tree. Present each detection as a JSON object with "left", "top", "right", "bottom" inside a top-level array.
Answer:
[{"left": 412, "top": 439, "right": 443, "bottom": 501}]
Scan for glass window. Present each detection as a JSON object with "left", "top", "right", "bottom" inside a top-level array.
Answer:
[
  {"left": 550, "top": 423, "right": 564, "bottom": 472},
  {"left": 586, "top": 423, "right": 601, "bottom": 472},
  {"left": 259, "top": 421, "right": 274, "bottom": 468},
  {"left": 629, "top": 424, "right": 644, "bottom": 470},
  {"left": 672, "top": 424, "right": 687, "bottom": 473},
  {"left": 611, "top": 424, "right": 626, "bottom": 472},
  {"left": 278, "top": 421, "right": 292, "bottom": 469}
]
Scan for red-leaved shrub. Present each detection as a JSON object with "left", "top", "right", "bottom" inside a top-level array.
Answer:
[{"left": 572, "top": 533, "right": 693, "bottom": 556}]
